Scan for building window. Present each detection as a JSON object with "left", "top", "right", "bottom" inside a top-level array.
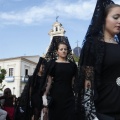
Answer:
[
  {"left": 9, "top": 68, "right": 14, "bottom": 76},
  {"left": 56, "top": 27, "right": 58, "bottom": 31},
  {"left": 25, "top": 69, "right": 28, "bottom": 76}
]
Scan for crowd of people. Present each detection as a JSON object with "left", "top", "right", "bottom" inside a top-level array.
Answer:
[
  {"left": 0, "top": 0, "right": 120, "bottom": 120},
  {"left": 0, "top": 88, "right": 16, "bottom": 120}
]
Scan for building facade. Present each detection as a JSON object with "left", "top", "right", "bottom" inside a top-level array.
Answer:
[{"left": 0, "top": 55, "right": 40, "bottom": 97}]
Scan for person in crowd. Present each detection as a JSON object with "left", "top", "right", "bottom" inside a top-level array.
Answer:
[
  {"left": 30, "top": 57, "right": 46, "bottom": 120},
  {"left": 42, "top": 36, "right": 78, "bottom": 120},
  {"left": 0, "top": 88, "right": 16, "bottom": 120},
  {"left": 0, "top": 108, "right": 7, "bottom": 120},
  {"left": 77, "top": 0, "right": 120, "bottom": 120},
  {"left": 14, "top": 57, "right": 46, "bottom": 120}
]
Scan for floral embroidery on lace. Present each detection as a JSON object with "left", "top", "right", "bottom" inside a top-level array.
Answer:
[{"left": 82, "top": 88, "right": 97, "bottom": 120}]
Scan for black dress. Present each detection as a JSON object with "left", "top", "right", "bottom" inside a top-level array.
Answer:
[
  {"left": 48, "top": 62, "right": 77, "bottom": 120},
  {"left": 95, "top": 43, "right": 120, "bottom": 120},
  {"left": 31, "top": 75, "right": 42, "bottom": 110}
]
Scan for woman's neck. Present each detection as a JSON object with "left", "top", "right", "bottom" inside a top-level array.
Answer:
[
  {"left": 38, "top": 72, "right": 42, "bottom": 76},
  {"left": 104, "top": 31, "right": 115, "bottom": 42},
  {"left": 57, "top": 57, "right": 67, "bottom": 62}
]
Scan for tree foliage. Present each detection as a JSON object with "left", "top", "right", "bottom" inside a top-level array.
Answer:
[
  {"left": 73, "top": 54, "right": 79, "bottom": 62},
  {"left": 0, "top": 69, "right": 7, "bottom": 83}
]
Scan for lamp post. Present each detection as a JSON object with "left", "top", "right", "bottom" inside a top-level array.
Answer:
[{"left": 13, "top": 87, "right": 15, "bottom": 95}]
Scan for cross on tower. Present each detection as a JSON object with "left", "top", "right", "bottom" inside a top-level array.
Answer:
[
  {"left": 75, "top": 40, "right": 80, "bottom": 56},
  {"left": 56, "top": 16, "right": 59, "bottom": 22},
  {"left": 76, "top": 40, "right": 79, "bottom": 47}
]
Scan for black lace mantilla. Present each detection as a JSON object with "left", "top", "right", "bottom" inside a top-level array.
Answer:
[
  {"left": 45, "top": 36, "right": 74, "bottom": 62},
  {"left": 31, "top": 57, "right": 47, "bottom": 88},
  {"left": 14, "top": 57, "right": 47, "bottom": 120},
  {"left": 84, "top": 0, "right": 114, "bottom": 44},
  {"left": 77, "top": 0, "right": 120, "bottom": 120}
]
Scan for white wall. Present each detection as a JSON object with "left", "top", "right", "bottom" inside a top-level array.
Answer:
[{"left": 0, "top": 57, "right": 37, "bottom": 97}]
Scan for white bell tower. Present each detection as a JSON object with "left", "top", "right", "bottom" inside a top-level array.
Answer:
[{"left": 48, "top": 16, "right": 66, "bottom": 41}]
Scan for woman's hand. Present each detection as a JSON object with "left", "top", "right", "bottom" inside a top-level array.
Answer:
[
  {"left": 85, "top": 80, "right": 91, "bottom": 88},
  {"left": 42, "top": 107, "right": 48, "bottom": 120},
  {"left": 42, "top": 95, "right": 48, "bottom": 106},
  {"left": 43, "top": 107, "right": 48, "bottom": 114}
]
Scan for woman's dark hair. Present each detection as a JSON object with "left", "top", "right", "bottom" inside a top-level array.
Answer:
[
  {"left": 105, "top": 4, "right": 120, "bottom": 18},
  {"left": 103, "top": 4, "right": 120, "bottom": 42},
  {"left": 4, "top": 88, "right": 12, "bottom": 96},
  {"left": 56, "top": 41, "right": 68, "bottom": 51}
]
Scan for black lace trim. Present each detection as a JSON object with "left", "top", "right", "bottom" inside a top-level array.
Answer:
[{"left": 82, "top": 66, "right": 94, "bottom": 82}]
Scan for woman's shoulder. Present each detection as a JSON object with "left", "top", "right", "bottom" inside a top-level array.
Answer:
[
  {"left": 45, "top": 59, "right": 56, "bottom": 72},
  {"left": 69, "top": 61, "right": 77, "bottom": 67},
  {"left": 4, "top": 95, "right": 15, "bottom": 100},
  {"left": 8, "top": 95, "right": 16, "bottom": 98},
  {"left": 46, "top": 59, "right": 55, "bottom": 65},
  {"left": 48, "top": 59, "right": 56, "bottom": 63},
  {"left": 83, "top": 38, "right": 105, "bottom": 52},
  {"left": 0, "top": 95, "right": 5, "bottom": 99},
  {"left": 84, "top": 36, "right": 104, "bottom": 44}
]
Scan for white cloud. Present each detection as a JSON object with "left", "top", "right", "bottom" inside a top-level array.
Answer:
[
  {"left": 114, "top": 0, "right": 120, "bottom": 4},
  {"left": 0, "top": 0, "right": 120, "bottom": 25},
  {"left": 58, "top": 0, "right": 95, "bottom": 19}
]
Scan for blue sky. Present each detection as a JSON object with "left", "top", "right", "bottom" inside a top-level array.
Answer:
[{"left": 0, "top": 0, "right": 120, "bottom": 59}]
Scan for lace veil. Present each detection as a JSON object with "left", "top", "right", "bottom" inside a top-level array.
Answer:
[
  {"left": 77, "top": 0, "right": 120, "bottom": 119},
  {"left": 31, "top": 57, "right": 47, "bottom": 88}
]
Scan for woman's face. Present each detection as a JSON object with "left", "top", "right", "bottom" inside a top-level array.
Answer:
[
  {"left": 39, "top": 64, "right": 44, "bottom": 75},
  {"left": 57, "top": 44, "right": 67, "bottom": 58},
  {"left": 105, "top": 7, "right": 120, "bottom": 36}
]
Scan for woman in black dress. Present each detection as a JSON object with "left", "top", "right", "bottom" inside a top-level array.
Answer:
[
  {"left": 30, "top": 57, "right": 46, "bottom": 120},
  {"left": 77, "top": 0, "right": 120, "bottom": 120},
  {"left": 42, "top": 36, "right": 77, "bottom": 120},
  {"left": 14, "top": 57, "right": 46, "bottom": 120}
]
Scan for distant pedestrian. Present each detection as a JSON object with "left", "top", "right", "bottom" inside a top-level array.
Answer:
[
  {"left": 0, "top": 88, "right": 16, "bottom": 120},
  {"left": 0, "top": 108, "right": 7, "bottom": 120}
]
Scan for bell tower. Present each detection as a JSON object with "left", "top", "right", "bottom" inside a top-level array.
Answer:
[{"left": 48, "top": 17, "right": 66, "bottom": 41}]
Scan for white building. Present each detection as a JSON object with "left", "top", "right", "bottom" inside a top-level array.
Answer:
[{"left": 0, "top": 55, "right": 40, "bottom": 97}]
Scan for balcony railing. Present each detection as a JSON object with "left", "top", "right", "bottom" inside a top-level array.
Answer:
[
  {"left": 21, "top": 76, "right": 29, "bottom": 83},
  {"left": 5, "top": 76, "right": 14, "bottom": 82}
]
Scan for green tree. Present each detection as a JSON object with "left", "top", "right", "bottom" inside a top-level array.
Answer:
[
  {"left": 0, "top": 69, "right": 6, "bottom": 90},
  {"left": 73, "top": 54, "right": 79, "bottom": 62}
]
